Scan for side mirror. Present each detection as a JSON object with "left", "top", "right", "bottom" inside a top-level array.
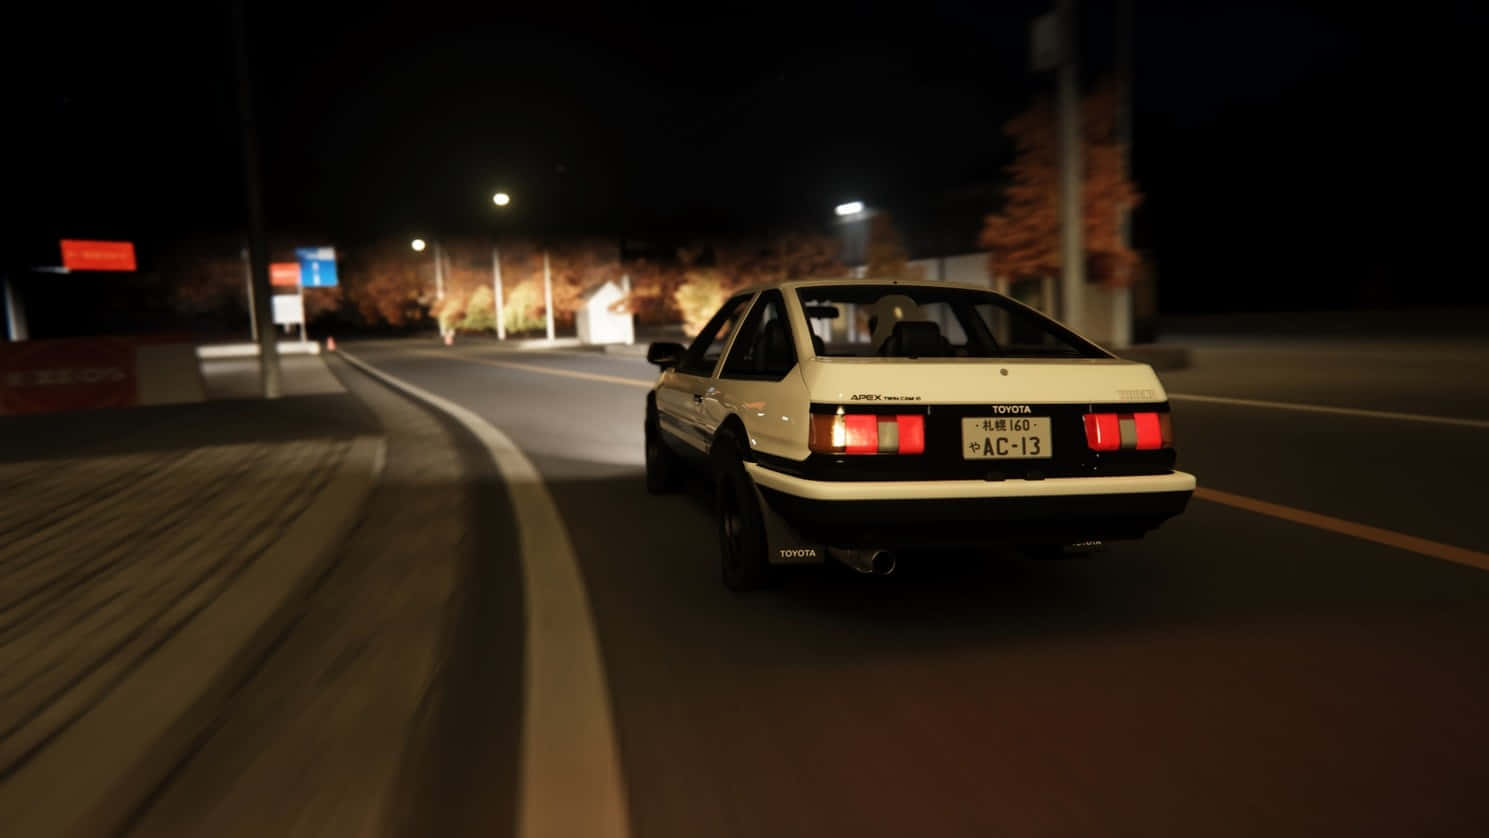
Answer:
[{"left": 646, "top": 341, "right": 685, "bottom": 368}]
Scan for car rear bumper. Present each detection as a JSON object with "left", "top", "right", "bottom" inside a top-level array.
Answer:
[{"left": 746, "top": 464, "right": 1195, "bottom": 549}]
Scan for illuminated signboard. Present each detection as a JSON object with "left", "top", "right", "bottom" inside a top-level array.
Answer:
[
  {"left": 270, "top": 263, "right": 302, "bottom": 287},
  {"left": 59, "top": 240, "right": 137, "bottom": 272}
]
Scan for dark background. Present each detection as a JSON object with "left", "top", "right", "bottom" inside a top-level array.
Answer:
[{"left": 4, "top": 1, "right": 1485, "bottom": 314}]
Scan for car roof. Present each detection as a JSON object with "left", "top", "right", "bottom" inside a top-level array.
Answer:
[{"left": 734, "top": 277, "right": 1003, "bottom": 297}]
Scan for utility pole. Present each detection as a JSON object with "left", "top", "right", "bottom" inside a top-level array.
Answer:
[
  {"left": 1113, "top": 0, "right": 1134, "bottom": 347},
  {"left": 232, "top": 0, "right": 280, "bottom": 398},
  {"left": 434, "top": 240, "right": 446, "bottom": 300},
  {"left": 493, "top": 245, "right": 506, "bottom": 340},
  {"left": 3, "top": 276, "right": 26, "bottom": 342},
  {"left": 242, "top": 246, "right": 257, "bottom": 341},
  {"left": 1056, "top": 0, "right": 1086, "bottom": 334},
  {"left": 543, "top": 249, "right": 555, "bottom": 341}
]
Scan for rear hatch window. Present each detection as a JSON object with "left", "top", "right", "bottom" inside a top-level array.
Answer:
[{"left": 795, "top": 284, "right": 1107, "bottom": 359}]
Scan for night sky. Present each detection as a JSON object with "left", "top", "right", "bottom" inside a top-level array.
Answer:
[{"left": 6, "top": 1, "right": 1486, "bottom": 312}]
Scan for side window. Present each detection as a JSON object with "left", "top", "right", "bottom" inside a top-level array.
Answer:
[
  {"left": 722, "top": 291, "right": 797, "bottom": 380},
  {"left": 676, "top": 294, "right": 752, "bottom": 376}
]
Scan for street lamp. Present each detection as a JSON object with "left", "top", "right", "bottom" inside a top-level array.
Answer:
[
  {"left": 834, "top": 201, "right": 871, "bottom": 275},
  {"left": 488, "top": 192, "right": 513, "bottom": 339},
  {"left": 833, "top": 201, "right": 871, "bottom": 341},
  {"left": 411, "top": 235, "right": 444, "bottom": 301}
]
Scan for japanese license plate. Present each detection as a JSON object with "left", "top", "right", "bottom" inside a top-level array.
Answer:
[{"left": 961, "top": 416, "right": 1052, "bottom": 459}]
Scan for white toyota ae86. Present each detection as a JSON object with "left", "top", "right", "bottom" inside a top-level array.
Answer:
[{"left": 644, "top": 279, "right": 1196, "bottom": 590}]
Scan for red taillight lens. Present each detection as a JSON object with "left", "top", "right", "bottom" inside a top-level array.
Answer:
[
  {"left": 895, "top": 415, "right": 925, "bottom": 454},
  {"left": 1084, "top": 411, "right": 1171, "bottom": 451},
  {"left": 843, "top": 414, "right": 878, "bottom": 453},
  {"left": 1133, "top": 412, "right": 1162, "bottom": 450},
  {"left": 1084, "top": 413, "right": 1121, "bottom": 451},
  {"left": 809, "top": 413, "right": 925, "bottom": 455}
]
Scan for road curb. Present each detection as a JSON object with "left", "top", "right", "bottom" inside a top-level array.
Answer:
[
  {"left": 0, "top": 435, "right": 385, "bottom": 838},
  {"left": 336, "top": 349, "right": 631, "bottom": 838}
]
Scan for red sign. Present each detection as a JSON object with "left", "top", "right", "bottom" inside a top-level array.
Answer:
[
  {"left": 60, "top": 240, "right": 137, "bottom": 272},
  {"left": 270, "top": 262, "right": 302, "bottom": 287},
  {"left": 0, "top": 338, "right": 138, "bottom": 415}
]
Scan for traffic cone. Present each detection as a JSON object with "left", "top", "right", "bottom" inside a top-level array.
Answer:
[{"left": 326, "top": 336, "right": 336, "bottom": 352}]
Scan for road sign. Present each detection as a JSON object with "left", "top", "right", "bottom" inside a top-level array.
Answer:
[
  {"left": 60, "top": 240, "right": 136, "bottom": 272},
  {"left": 270, "top": 262, "right": 302, "bottom": 287},
  {"left": 272, "top": 294, "right": 304, "bottom": 325},
  {"left": 295, "top": 246, "right": 339, "bottom": 287}
]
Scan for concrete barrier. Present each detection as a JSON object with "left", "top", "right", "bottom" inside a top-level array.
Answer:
[
  {"left": 0, "top": 337, "right": 206, "bottom": 415},
  {"left": 196, "top": 341, "right": 322, "bottom": 359}
]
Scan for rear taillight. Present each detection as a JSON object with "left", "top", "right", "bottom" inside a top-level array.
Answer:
[
  {"left": 1083, "top": 411, "right": 1172, "bottom": 451},
  {"left": 810, "top": 413, "right": 925, "bottom": 455}
]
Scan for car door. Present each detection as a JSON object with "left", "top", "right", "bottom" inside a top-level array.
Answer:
[
  {"left": 709, "top": 290, "right": 808, "bottom": 460},
  {"left": 655, "top": 293, "right": 754, "bottom": 455}
]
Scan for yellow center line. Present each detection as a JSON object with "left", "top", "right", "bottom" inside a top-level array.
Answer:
[
  {"left": 409, "top": 348, "right": 654, "bottom": 389},
  {"left": 1195, "top": 487, "right": 1489, "bottom": 572}
]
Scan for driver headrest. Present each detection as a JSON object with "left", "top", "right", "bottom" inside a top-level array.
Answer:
[
  {"left": 868, "top": 294, "right": 926, "bottom": 349},
  {"left": 881, "top": 320, "right": 947, "bottom": 357}
]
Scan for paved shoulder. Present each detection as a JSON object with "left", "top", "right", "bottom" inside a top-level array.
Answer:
[{"left": 126, "top": 352, "right": 528, "bottom": 836}]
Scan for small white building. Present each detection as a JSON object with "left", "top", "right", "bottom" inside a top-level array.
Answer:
[{"left": 576, "top": 278, "right": 635, "bottom": 345}]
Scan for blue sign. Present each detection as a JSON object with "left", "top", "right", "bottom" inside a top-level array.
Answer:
[{"left": 295, "top": 246, "right": 339, "bottom": 287}]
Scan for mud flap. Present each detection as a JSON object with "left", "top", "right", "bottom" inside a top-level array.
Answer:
[{"left": 749, "top": 480, "right": 827, "bottom": 565}]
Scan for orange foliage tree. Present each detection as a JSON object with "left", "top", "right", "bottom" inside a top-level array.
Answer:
[
  {"left": 668, "top": 233, "right": 845, "bottom": 334},
  {"left": 865, "top": 213, "right": 909, "bottom": 278},
  {"left": 341, "top": 241, "right": 437, "bottom": 327},
  {"left": 979, "top": 78, "right": 1140, "bottom": 287}
]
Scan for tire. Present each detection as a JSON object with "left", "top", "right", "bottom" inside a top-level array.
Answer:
[
  {"left": 645, "top": 410, "right": 682, "bottom": 494},
  {"left": 712, "top": 440, "right": 774, "bottom": 592}
]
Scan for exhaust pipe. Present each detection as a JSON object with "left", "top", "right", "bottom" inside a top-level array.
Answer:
[{"left": 830, "top": 547, "right": 897, "bottom": 576}]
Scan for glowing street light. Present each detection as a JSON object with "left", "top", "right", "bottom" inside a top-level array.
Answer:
[
  {"left": 411, "top": 238, "right": 427, "bottom": 252},
  {"left": 834, "top": 200, "right": 865, "bottom": 217},
  {"left": 492, "top": 191, "right": 511, "bottom": 207}
]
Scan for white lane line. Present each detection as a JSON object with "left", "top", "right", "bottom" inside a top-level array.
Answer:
[
  {"left": 1168, "top": 392, "right": 1489, "bottom": 429},
  {"left": 1195, "top": 487, "right": 1489, "bottom": 573},
  {"left": 408, "top": 347, "right": 654, "bottom": 389},
  {"left": 337, "top": 350, "right": 630, "bottom": 838}
]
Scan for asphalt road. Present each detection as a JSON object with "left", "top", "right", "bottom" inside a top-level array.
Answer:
[{"left": 342, "top": 338, "right": 1489, "bottom": 837}]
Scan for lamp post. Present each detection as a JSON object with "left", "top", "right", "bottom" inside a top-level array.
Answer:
[
  {"left": 412, "top": 237, "right": 448, "bottom": 340},
  {"left": 835, "top": 201, "right": 870, "bottom": 277},
  {"left": 410, "top": 236, "right": 443, "bottom": 302},
  {"left": 490, "top": 191, "right": 511, "bottom": 339},
  {"left": 834, "top": 201, "right": 871, "bottom": 342}
]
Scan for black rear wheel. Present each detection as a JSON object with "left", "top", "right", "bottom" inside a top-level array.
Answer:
[{"left": 713, "top": 442, "right": 773, "bottom": 591}]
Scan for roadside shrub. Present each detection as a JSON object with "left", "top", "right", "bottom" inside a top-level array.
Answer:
[
  {"left": 436, "top": 291, "right": 467, "bottom": 333},
  {"left": 462, "top": 286, "right": 495, "bottom": 332},
  {"left": 503, "top": 281, "right": 547, "bottom": 334},
  {"left": 673, "top": 272, "right": 726, "bottom": 337}
]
